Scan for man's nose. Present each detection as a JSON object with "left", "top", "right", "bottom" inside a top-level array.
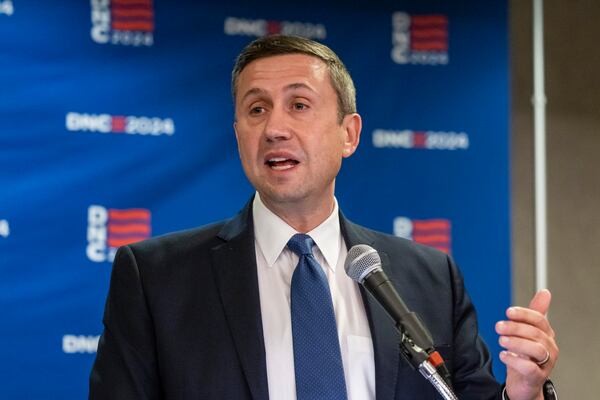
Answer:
[{"left": 263, "top": 107, "right": 292, "bottom": 142}]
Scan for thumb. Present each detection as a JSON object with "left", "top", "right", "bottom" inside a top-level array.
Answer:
[{"left": 528, "top": 289, "right": 552, "bottom": 315}]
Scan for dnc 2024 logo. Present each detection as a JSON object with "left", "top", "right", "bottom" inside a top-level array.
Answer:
[
  {"left": 0, "top": 0, "right": 14, "bottom": 16},
  {"left": 224, "top": 16, "right": 326, "bottom": 39},
  {"left": 66, "top": 112, "right": 175, "bottom": 136},
  {"left": 87, "top": 205, "right": 151, "bottom": 263},
  {"left": 91, "top": 0, "right": 154, "bottom": 46},
  {"left": 394, "top": 216, "right": 452, "bottom": 254},
  {"left": 372, "top": 129, "right": 469, "bottom": 151},
  {"left": 391, "top": 11, "right": 449, "bottom": 65},
  {"left": 0, "top": 219, "right": 9, "bottom": 238}
]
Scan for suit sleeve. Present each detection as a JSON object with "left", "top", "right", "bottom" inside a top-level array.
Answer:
[
  {"left": 446, "top": 254, "right": 504, "bottom": 400},
  {"left": 89, "top": 246, "right": 161, "bottom": 400}
]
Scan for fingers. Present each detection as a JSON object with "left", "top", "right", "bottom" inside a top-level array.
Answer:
[
  {"left": 501, "top": 309, "right": 552, "bottom": 338},
  {"left": 496, "top": 289, "right": 559, "bottom": 375},
  {"left": 496, "top": 317, "right": 559, "bottom": 367},
  {"left": 528, "top": 289, "right": 551, "bottom": 315},
  {"left": 498, "top": 335, "right": 549, "bottom": 364},
  {"left": 500, "top": 350, "right": 547, "bottom": 381},
  {"left": 502, "top": 305, "right": 554, "bottom": 337},
  {"left": 498, "top": 290, "right": 558, "bottom": 399}
]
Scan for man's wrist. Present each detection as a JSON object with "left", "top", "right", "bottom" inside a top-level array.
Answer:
[{"left": 502, "top": 380, "right": 558, "bottom": 400}]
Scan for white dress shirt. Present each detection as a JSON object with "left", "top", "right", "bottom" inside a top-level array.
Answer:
[{"left": 253, "top": 193, "right": 375, "bottom": 400}]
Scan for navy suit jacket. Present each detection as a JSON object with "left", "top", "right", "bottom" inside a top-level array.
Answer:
[{"left": 90, "top": 201, "right": 503, "bottom": 399}]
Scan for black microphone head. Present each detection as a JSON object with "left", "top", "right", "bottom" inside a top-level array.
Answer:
[{"left": 345, "top": 244, "right": 382, "bottom": 284}]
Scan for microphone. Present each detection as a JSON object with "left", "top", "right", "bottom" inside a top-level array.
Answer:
[{"left": 345, "top": 244, "right": 456, "bottom": 400}]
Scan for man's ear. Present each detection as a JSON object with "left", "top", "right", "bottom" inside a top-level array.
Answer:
[
  {"left": 233, "top": 121, "right": 242, "bottom": 156},
  {"left": 341, "top": 113, "right": 362, "bottom": 158}
]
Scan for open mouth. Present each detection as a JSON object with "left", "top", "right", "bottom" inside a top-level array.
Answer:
[{"left": 266, "top": 157, "right": 300, "bottom": 171}]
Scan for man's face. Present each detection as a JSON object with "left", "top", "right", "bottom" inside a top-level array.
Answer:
[{"left": 234, "top": 54, "right": 361, "bottom": 213}]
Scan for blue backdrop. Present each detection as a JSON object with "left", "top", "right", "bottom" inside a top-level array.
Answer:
[{"left": 0, "top": 1, "right": 509, "bottom": 398}]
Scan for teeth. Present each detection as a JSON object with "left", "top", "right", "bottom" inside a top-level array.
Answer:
[
  {"left": 269, "top": 157, "right": 287, "bottom": 162},
  {"left": 271, "top": 164, "right": 295, "bottom": 171}
]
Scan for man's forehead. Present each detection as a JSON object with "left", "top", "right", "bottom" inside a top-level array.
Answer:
[
  {"left": 246, "top": 53, "right": 326, "bottom": 70},
  {"left": 238, "top": 54, "right": 327, "bottom": 83},
  {"left": 235, "top": 54, "right": 330, "bottom": 98}
]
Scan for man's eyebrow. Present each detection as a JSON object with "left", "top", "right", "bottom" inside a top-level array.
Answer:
[
  {"left": 240, "top": 87, "right": 266, "bottom": 103},
  {"left": 239, "top": 83, "right": 317, "bottom": 103}
]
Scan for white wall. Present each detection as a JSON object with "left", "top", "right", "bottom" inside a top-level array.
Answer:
[{"left": 511, "top": 1, "right": 600, "bottom": 397}]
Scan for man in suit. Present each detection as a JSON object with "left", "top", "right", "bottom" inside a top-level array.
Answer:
[{"left": 90, "top": 35, "right": 558, "bottom": 399}]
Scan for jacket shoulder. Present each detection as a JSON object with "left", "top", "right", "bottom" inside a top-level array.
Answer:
[
  {"left": 125, "top": 220, "right": 228, "bottom": 262},
  {"left": 343, "top": 218, "right": 449, "bottom": 266}
]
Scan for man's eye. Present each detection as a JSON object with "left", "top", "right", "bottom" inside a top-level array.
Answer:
[
  {"left": 249, "top": 106, "right": 264, "bottom": 115},
  {"left": 293, "top": 102, "right": 308, "bottom": 111}
]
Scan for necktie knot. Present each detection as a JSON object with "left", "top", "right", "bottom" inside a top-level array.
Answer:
[{"left": 287, "top": 233, "right": 315, "bottom": 256}]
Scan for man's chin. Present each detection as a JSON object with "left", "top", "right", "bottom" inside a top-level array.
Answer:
[{"left": 257, "top": 189, "right": 306, "bottom": 207}]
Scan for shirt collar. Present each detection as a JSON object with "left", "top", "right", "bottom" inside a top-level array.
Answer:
[{"left": 252, "top": 192, "right": 341, "bottom": 272}]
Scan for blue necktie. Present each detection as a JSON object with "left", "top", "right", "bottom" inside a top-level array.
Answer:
[{"left": 288, "top": 233, "right": 348, "bottom": 400}]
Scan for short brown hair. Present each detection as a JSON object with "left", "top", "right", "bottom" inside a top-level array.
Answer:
[{"left": 231, "top": 35, "right": 356, "bottom": 123}]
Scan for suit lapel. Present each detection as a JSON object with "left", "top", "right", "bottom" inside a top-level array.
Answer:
[
  {"left": 211, "top": 202, "right": 269, "bottom": 400},
  {"left": 340, "top": 215, "right": 400, "bottom": 400},
  {"left": 209, "top": 205, "right": 404, "bottom": 400}
]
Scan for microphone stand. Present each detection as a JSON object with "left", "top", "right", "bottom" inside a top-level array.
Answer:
[
  {"left": 395, "top": 317, "right": 459, "bottom": 400},
  {"left": 418, "top": 360, "right": 459, "bottom": 400}
]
